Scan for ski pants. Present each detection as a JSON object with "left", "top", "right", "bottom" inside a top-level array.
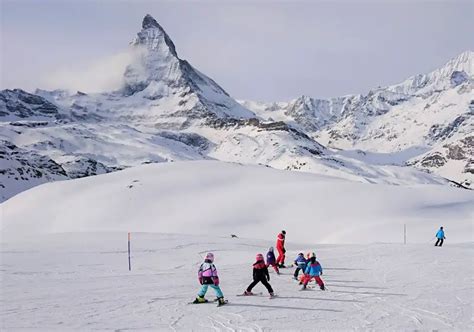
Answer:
[
  {"left": 276, "top": 247, "right": 285, "bottom": 265},
  {"left": 247, "top": 276, "right": 274, "bottom": 294},
  {"left": 198, "top": 284, "right": 223, "bottom": 298},
  {"left": 294, "top": 267, "right": 303, "bottom": 278},
  {"left": 435, "top": 238, "right": 444, "bottom": 247},
  {"left": 267, "top": 263, "right": 280, "bottom": 273},
  {"left": 302, "top": 275, "right": 324, "bottom": 287}
]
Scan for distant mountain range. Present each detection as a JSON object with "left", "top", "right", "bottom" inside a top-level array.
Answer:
[{"left": 0, "top": 14, "right": 472, "bottom": 201}]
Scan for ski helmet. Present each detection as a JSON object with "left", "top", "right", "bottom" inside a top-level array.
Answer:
[
  {"left": 282, "top": 230, "right": 286, "bottom": 235},
  {"left": 205, "top": 252, "right": 214, "bottom": 262},
  {"left": 256, "top": 253, "right": 264, "bottom": 261},
  {"left": 298, "top": 252, "right": 304, "bottom": 256},
  {"left": 311, "top": 252, "right": 316, "bottom": 258}
]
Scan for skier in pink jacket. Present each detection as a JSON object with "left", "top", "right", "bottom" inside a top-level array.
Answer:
[{"left": 192, "top": 253, "right": 226, "bottom": 305}]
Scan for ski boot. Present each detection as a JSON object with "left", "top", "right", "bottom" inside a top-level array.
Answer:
[
  {"left": 269, "top": 292, "right": 276, "bottom": 299},
  {"left": 320, "top": 284, "right": 326, "bottom": 291},
  {"left": 243, "top": 290, "right": 253, "bottom": 296},
  {"left": 301, "top": 284, "right": 307, "bottom": 290},
  {"left": 217, "top": 297, "right": 227, "bottom": 306},
  {"left": 192, "top": 296, "right": 208, "bottom": 304}
]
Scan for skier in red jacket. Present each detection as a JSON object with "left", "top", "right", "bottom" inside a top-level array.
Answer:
[{"left": 276, "top": 230, "right": 286, "bottom": 267}]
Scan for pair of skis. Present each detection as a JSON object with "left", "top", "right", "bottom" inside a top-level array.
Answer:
[
  {"left": 236, "top": 292, "right": 277, "bottom": 299},
  {"left": 188, "top": 298, "right": 228, "bottom": 307}
]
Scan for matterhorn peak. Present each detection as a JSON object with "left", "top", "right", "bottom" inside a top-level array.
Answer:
[
  {"left": 142, "top": 14, "right": 162, "bottom": 30},
  {"left": 131, "top": 14, "right": 177, "bottom": 57}
]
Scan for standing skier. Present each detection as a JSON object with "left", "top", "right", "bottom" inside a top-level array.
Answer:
[
  {"left": 435, "top": 227, "right": 446, "bottom": 247},
  {"left": 276, "top": 230, "right": 287, "bottom": 268},
  {"left": 293, "top": 252, "right": 306, "bottom": 280},
  {"left": 193, "top": 253, "right": 227, "bottom": 306},
  {"left": 266, "top": 247, "right": 280, "bottom": 274},
  {"left": 301, "top": 255, "right": 325, "bottom": 290},
  {"left": 243, "top": 254, "right": 275, "bottom": 297}
]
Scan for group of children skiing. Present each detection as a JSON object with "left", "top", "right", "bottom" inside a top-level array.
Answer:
[{"left": 192, "top": 230, "right": 325, "bottom": 306}]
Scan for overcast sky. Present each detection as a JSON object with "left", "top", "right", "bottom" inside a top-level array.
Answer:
[{"left": 1, "top": 0, "right": 473, "bottom": 101}]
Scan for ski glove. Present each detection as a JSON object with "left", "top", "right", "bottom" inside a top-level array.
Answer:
[
  {"left": 199, "top": 277, "right": 203, "bottom": 285},
  {"left": 213, "top": 277, "right": 220, "bottom": 286},
  {"left": 283, "top": 248, "right": 286, "bottom": 254}
]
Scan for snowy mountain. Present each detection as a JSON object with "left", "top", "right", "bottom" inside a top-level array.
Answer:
[
  {"left": 0, "top": 15, "right": 470, "bottom": 201},
  {"left": 242, "top": 51, "right": 473, "bottom": 187}
]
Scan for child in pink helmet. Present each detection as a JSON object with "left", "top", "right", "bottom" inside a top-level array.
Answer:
[
  {"left": 193, "top": 253, "right": 226, "bottom": 305},
  {"left": 243, "top": 253, "right": 275, "bottom": 297}
]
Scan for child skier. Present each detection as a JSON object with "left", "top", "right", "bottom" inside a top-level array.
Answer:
[
  {"left": 193, "top": 252, "right": 227, "bottom": 306},
  {"left": 266, "top": 247, "right": 280, "bottom": 274},
  {"left": 243, "top": 254, "right": 275, "bottom": 298},
  {"left": 301, "top": 255, "right": 325, "bottom": 290},
  {"left": 293, "top": 252, "right": 306, "bottom": 280},
  {"left": 298, "top": 252, "right": 314, "bottom": 284}
]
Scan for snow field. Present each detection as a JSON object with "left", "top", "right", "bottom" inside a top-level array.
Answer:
[{"left": 1, "top": 233, "right": 472, "bottom": 330}]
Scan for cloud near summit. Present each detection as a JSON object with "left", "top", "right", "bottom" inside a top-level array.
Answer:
[{"left": 41, "top": 47, "right": 145, "bottom": 93}]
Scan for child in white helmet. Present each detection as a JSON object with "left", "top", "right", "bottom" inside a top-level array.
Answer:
[{"left": 193, "top": 252, "right": 226, "bottom": 305}]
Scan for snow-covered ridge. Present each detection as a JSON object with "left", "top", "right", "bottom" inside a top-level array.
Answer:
[{"left": 242, "top": 51, "right": 473, "bottom": 187}]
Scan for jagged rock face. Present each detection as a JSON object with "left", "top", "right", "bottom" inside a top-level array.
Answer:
[
  {"left": 0, "top": 89, "right": 62, "bottom": 120},
  {"left": 0, "top": 140, "right": 69, "bottom": 201}
]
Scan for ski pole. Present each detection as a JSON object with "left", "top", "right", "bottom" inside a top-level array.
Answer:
[{"left": 128, "top": 232, "right": 131, "bottom": 271}]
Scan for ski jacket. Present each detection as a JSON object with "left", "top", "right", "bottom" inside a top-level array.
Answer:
[
  {"left": 266, "top": 250, "right": 276, "bottom": 265},
  {"left": 294, "top": 255, "right": 306, "bottom": 268},
  {"left": 276, "top": 233, "right": 285, "bottom": 250},
  {"left": 198, "top": 260, "right": 219, "bottom": 285},
  {"left": 436, "top": 229, "right": 445, "bottom": 239},
  {"left": 253, "top": 260, "right": 270, "bottom": 281},
  {"left": 304, "top": 261, "right": 323, "bottom": 276}
]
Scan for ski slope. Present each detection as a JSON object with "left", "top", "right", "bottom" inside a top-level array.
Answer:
[
  {"left": 1, "top": 233, "right": 472, "bottom": 330},
  {"left": 1, "top": 160, "right": 473, "bottom": 330}
]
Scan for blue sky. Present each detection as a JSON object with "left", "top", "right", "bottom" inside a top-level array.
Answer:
[{"left": 1, "top": 0, "right": 473, "bottom": 101}]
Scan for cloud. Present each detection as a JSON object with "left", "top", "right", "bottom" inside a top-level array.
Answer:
[{"left": 40, "top": 48, "right": 139, "bottom": 93}]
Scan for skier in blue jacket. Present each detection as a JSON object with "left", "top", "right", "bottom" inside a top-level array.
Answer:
[
  {"left": 435, "top": 227, "right": 446, "bottom": 247},
  {"left": 293, "top": 253, "right": 306, "bottom": 280},
  {"left": 302, "top": 256, "right": 325, "bottom": 290}
]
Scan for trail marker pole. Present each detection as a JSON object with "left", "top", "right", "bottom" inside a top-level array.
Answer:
[
  {"left": 128, "top": 232, "right": 131, "bottom": 271},
  {"left": 404, "top": 224, "right": 406, "bottom": 245}
]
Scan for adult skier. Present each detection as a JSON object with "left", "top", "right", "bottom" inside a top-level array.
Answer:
[
  {"left": 435, "top": 227, "right": 446, "bottom": 247},
  {"left": 276, "top": 230, "right": 286, "bottom": 268},
  {"left": 192, "top": 253, "right": 227, "bottom": 306}
]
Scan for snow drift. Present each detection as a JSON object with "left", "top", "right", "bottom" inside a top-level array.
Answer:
[{"left": 2, "top": 160, "right": 472, "bottom": 243}]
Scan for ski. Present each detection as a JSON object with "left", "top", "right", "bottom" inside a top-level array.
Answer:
[
  {"left": 187, "top": 299, "right": 209, "bottom": 304},
  {"left": 236, "top": 292, "right": 263, "bottom": 297}
]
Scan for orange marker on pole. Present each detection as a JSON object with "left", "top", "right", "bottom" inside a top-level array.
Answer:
[{"left": 128, "top": 232, "right": 131, "bottom": 271}]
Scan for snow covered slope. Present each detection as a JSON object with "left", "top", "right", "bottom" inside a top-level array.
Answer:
[
  {"left": 2, "top": 161, "right": 472, "bottom": 243},
  {"left": 1, "top": 14, "right": 458, "bottom": 202},
  {"left": 1, "top": 233, "right": 473, "bottom": 330},
  {"left": 242, "top": 51, "right": 474, "bottom": 187}
]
